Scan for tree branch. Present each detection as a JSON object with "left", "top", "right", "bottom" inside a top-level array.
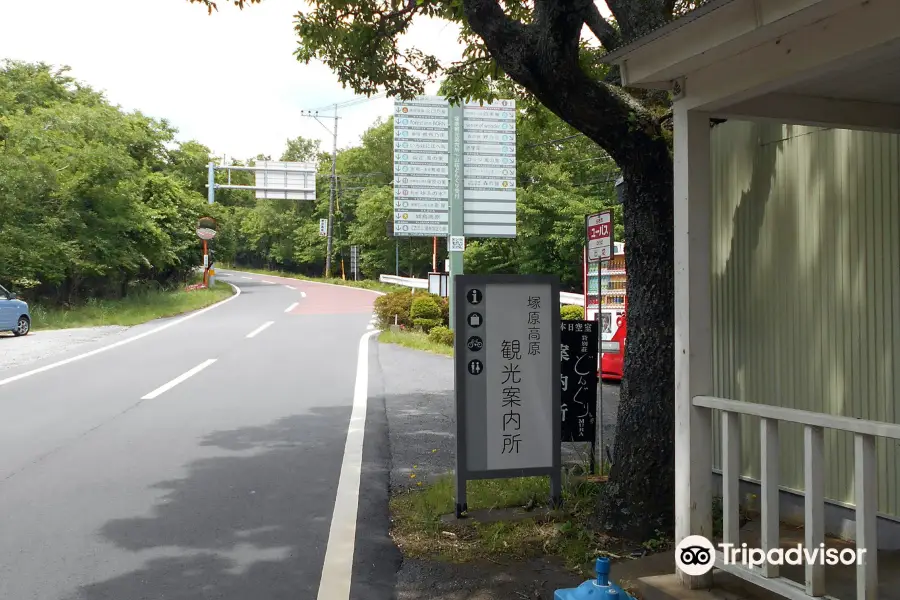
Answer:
[{"left": 581, "top": 2, "right": 621, "bottom": 51}]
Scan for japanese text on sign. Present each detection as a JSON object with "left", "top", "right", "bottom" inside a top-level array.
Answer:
[{"left": 560, "top": 320, "right": 598, "bottom": 443}]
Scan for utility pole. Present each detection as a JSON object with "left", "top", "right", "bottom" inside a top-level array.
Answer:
[{"left": 300, "top": 104, "right": 340, "bottom": 278}]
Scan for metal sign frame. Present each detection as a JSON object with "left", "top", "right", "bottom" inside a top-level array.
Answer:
[
  {"left": 453, "top": 273, "right": 562, "bottom": 518},
  {"left": 205, "top": 161, "right": 317, "bottom": 204}
]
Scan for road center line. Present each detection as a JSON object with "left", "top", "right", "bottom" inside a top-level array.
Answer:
[
  {"left": 301, "top": 291, "right": 307, "bottom": 298},
  {"left": 0, "top": 283, "right": 241, "bottom": 388},
  {"left": 285, "top": 285, "right": 296, "bottom": 290},
  {"left": 262, "top": 280, "right": 276, "bottom": 285},
  {"left": 284, "top": 302, "right": 299, "bottom": 313},
  {"left": 141, "top": 359, "right": 217, "bottom": 400},
  {"left": 316, "top": 330, "right": 379, "bottom": 600},
  {"left": 246, "top": 321, "right": 275, "bottom": 338}
]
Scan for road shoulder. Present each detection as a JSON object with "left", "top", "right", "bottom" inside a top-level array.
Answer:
[{"left": 373, "top": 341, "right": 594, "bottom": 599}]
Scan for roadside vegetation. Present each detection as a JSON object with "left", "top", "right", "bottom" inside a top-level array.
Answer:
[
  {"left": 1, "top": 61, "right": 618, "bottom": 332},
  {"left": 31, "top": 279, "right": 234, "bottom": 330},
  {"left": 374, "top": 290, "right": 586, "bottom": 355},
  {"left": 390, "top": 468, "right": 646, "bottom": 577}
]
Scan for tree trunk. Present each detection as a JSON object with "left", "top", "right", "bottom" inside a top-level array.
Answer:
[
  {"left": 463, "top": 0, "right": 676, "bottom": 540},
  {"left": 599, "top": 164, "right": 675, "bottom": 540}
]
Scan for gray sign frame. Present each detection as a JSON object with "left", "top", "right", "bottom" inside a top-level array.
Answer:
[{"left": 453, "top": 273, "right": 562, "bottom": 518}]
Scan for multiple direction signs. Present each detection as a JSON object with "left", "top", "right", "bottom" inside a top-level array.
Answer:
[
  {"left": 394, "top": 96, "right": 450, "bottom": 236},
  {"left": 253, "top": 161, "right": 317, "bottom": 200},
  {"left": 560, "top": 320, "right": 599, "bottom": 443},
  {"left": 453, "top": 274, "right": 561, "bottom": 517},
  {"left": 393, "top": 96, "right": 517, "bottom": 238},
  {"left": 586, "top": 210, "right": 613, "bottom": 262},
  {"left": 463, "top": 100, "right": 516, "bottom": 238}
]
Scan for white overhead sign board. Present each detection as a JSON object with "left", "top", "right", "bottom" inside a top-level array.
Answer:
[{"left": 253, "top": 160, "right": 317, "bottom": 200}]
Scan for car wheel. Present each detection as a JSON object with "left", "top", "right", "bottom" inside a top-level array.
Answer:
[{"left": 13, "top": 316, "right": 30, "bottom": 337}]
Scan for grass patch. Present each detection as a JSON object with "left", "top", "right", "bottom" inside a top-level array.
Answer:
[
  {"left": 31, "top": 280, "right": 234, "bottom": 331},
  {"left": 379, "top": 329, "right": 453, "bottom": 356},
  {"left": 391, "top": 471, "right": 619, "bottom": 574},
  {"left": 221, "top": 264, "right": 406, "bottom": 295}
]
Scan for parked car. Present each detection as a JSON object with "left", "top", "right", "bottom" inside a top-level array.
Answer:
[{"left": 0, "top": 284, "right": 31, "bottom": 336}]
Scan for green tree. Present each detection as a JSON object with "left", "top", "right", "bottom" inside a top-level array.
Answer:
[{"left": 188, "top": 0, "right": 696, "bottom": 537}]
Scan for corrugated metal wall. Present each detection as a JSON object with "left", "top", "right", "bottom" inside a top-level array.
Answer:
[{"left": 710, "top": 120, "right": 900, "bottom": 519}]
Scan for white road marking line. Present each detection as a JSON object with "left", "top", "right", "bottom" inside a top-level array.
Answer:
[
  {"left": 317, "top": 330, "right": 379, "bottom": 600},
  {"left": 0, "top": 283, "right": 241, "bottom": 388},
  {"left": 140, "top": 359, "right": 217, "bottom": 400},
  {"left": 301, "top": 291, "right": 307, "bottom": 298},
  {"left": 285, "top": 285, "right": 296, "bottom": 290},
  {"left": 242, "top": 276, "right": 253, "bottom": 280},
  {"left": 262, "top": 280, "right": 276, "bottom": 285},
  {"left": 246, "top": 321, "right": 275, "bottom": 338},
  {"left": 285, "top": 302, "right": 299, "bottom": 313}
]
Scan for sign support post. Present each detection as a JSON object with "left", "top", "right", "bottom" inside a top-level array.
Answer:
[
  {"left": 447, "top": 103, "right": 464, "bottom": 331},
  {"left": 207, "top": 162, "right": 215, "bottom": 205}
]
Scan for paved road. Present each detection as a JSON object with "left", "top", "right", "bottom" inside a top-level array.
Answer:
[{"left": 0, "top": 270, "right": 382, "bottom": 600}]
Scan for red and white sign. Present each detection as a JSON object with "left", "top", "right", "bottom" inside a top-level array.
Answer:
[{"left": 586, "top": 210, "right": 613, "bottom": 262}]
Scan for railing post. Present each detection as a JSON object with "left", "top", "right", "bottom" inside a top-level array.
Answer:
[
  {"left": 722, "top": 410, "right": 741, "bottom": 545},
  {"left": 854, "top": 433, "right": 877, "bottom": 600},
  {"left": 804, "top": 425, "right": 825, "bottom": 597},
  {"left": 760, "top": 417, "right": 780, "bottom": 578}
]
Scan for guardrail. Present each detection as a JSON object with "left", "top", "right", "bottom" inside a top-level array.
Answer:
[{"left": 379, "top": 274, "right": 584, "bottom": 305}]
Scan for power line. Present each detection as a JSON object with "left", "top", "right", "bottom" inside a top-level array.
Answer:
[
  {"left": 523, "top": 134, "right": 585, "bottom": 149},
  {"left": 306, "top": 92, "right": 387, "bottom": 114}
]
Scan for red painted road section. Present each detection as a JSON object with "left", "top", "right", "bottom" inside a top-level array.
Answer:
[{"left": 249, "top": 274, "right": 379, "bottom": 315}]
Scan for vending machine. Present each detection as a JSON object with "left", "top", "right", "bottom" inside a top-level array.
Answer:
[{"left": 584, "top": 243, "right": 626, "bottom": 380}]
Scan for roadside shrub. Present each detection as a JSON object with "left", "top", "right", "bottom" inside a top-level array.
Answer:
[
  {"left": 561, "top": 305, "right": 584, "bottom": 320},
  {"left": 411, "top": 294, "right": 443, "bottom": 332},
  {"left": 428, "top": 325, "right": 454, "bottom": 346},
  {"left": 374, "top": 290, "right": 415, "bottom": 328},
  {"left": 438, "top": 295, "right": 450, "bottom": 326}
]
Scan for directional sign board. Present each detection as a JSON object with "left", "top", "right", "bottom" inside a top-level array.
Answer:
[
  {"left": 393, "top": 96, "right": 516, "bottom": 239},
  {"left": 453, "top": 274, "right": 561, "bottom": 516},
  {"left": 586, "top": 210, "right": 613, "bottom": 262},
  {"left": 394, "top": 96, "right": 450, "bottom": 236},
  {"left": 253, "top": 160, "right": 317, "bottom": 200},
  {"left": 463, "top": 100, "right": 516, "bottom": 238}
]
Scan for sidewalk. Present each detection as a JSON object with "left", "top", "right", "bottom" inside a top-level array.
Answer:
[{"left": 375, "top": 341, "right": 624, "bottom": 599}]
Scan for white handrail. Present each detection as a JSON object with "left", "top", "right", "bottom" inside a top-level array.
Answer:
[
  {"left": 379, "top": 274, "right": 585, "bottom": 305},
  {"left": 692, "top": 395, "right": 892, "bottom": 600}
]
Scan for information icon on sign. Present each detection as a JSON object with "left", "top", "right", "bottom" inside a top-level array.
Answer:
[
  {"left": 467, "top": 359, "right": 483, "bottom": 375},
  {"left": 467, "top": 336, "right": 483, "bottom": 351},
  {"left": 467, "top": 312, "right": 483, "bottom": 328},
  {"left": 466, "top": 289, "right": 482, "bottom": 305}
]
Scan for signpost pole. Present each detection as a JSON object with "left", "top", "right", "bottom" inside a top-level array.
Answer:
[
  {"left": 207, "top": 162, "right": 215, "bottom": 205},
  {"left": 447, "top": 103, "right": 464, "bottom": 331}
]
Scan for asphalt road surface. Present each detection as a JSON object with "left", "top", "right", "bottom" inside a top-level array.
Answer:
[{"left": 0, "top": 270, "right": 384, "bottom": 600}]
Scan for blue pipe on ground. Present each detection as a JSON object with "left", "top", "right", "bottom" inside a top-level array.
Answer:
[{"left": 553, "top": 557, "right": 634, "bottom": 599}]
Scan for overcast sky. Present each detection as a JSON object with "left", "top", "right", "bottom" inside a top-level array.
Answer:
[{"left": 1, "top": 0, "right": 609, "bottom": 160}]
